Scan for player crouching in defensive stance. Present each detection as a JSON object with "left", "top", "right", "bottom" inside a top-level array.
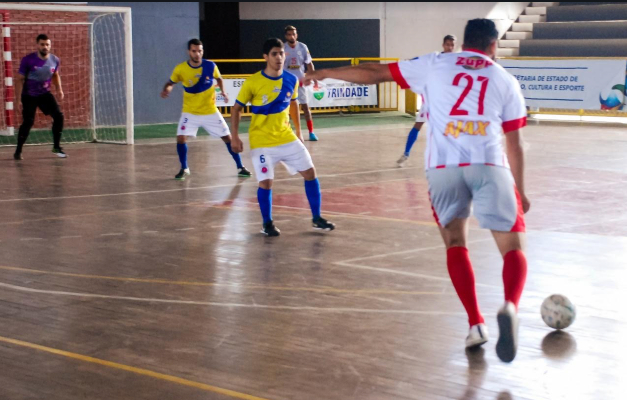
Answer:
[
  {"left": 161, "top": 39, "right": 251, "bottom": 180},
  {"left": 230, "top": 38, "right": 335, "bottom": 236}
]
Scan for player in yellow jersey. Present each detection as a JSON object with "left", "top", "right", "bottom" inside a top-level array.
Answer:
[
  {"left": 230, "top": 38, "right": 335, "bottom": 236},
  {"left": 161, "top": 39, "right": 251, "bottom": 180}
]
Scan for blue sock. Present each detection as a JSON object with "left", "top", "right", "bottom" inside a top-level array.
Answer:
[
  {"left": 225, "top": 142, "right": 243, "bottom": 169},
  {"left": 304, "top": 178, "right": 322, "bottom": 219},
  {"left": 404, "top": 127, "right": 420, "bottom": 157},
  {"left": 177, "top": 143, "right": 188, "bottom": 169},
  {"left": 257, "top": 187, "right": 272, "bottom": 224}
]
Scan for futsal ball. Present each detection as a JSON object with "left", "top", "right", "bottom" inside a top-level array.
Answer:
[{"left": 541, "top": 294, "right": 576, "bottom": 330}]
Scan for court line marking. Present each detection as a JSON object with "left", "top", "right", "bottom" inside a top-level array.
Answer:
[
  {"left": 0, "top": 335, "right": 272, "bottom": 400},
  {"left": 0, "top": 176, "right": 430, "bottom": 227},
  {"left": 336, "top": 238, "right": 494, "bottom": 263},
  {"left": 0, "top": 166, "right": 421, "bottom": 203},
  {"left": 0, "top": 265, "right": 466, "bottom": 296},
  {"left": 0, "top": 281, "right": 466, "bottom": 316},
  {"left": 331, "top": 261, "right": 500, "bottom": 289}
]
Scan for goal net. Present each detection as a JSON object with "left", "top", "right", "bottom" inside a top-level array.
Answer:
[{"left": 0, "top": 4, "right": 133, "bottom": 146}]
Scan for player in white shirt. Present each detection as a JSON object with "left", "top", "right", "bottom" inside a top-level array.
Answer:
[
  {"left": 284, "top": 25, "right": 319, "bottom": 141},
  {"left": 305, "top": 19, "right": 530, "bottom": 363},
  {"left": 397, "top": 35, "right": 456, "bottom": 167}
]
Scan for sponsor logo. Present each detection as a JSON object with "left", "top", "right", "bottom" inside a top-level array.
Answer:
[
  {"left": 262, "top": 94, "right": 268, "bottom": 105},
  {"left": 313, "top": 90, "right": 324, "bottom": 101},
  {"left": 181, "top": 125, "right": 186, "bottom": 131},
  {"left": 456, "top": 56, "right": 493, "bottom": 70},
  {"left": 261, "top": 167, "right": 268, "bottom": 173},
  {"left": 444, "top": 121, "right": 490, "bottom": 138},
  {"left": 599, "top": 83, "right": 626, "bottom": 111}
]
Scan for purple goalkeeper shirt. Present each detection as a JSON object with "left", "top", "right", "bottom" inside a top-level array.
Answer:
[{"left": 18, "top": 52, "right": 61, "bottom": 97}]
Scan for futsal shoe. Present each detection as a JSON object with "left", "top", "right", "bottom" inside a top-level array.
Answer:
[
  {"left": 465, "top": 323, "right": 489, "bottom": 348},
  {"left": 13, "top": 152, "right": 23, "bottom": 160},
  {"left": 309, "top": 132, "right": 319, "bottom": 141},
  {"left": 496, "top": 301, "right": 519, "bottom": 362},
  {"left": 397, "top": 154, "right": 409, "bottom": 167},
  {"left": 52, "top": 147, "right": 67, "bottom": 158},
  {"left": 312, "top": 217, "right": 335, "bottom": 231},
  {"left": 175, "top": 168, "right": 190, "bottom": 180},
  {"left": 238, "top": 167, "right": 252, "bottom": 177},
  {"left": 261, "top": 221, "right": 280, "bottom": 237}
]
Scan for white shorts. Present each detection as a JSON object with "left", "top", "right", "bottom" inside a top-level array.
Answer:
[
  {"left": 177, "top": 112, "right": 231, "bottom": 137},
  {"left": 426, "top": 165, "right": 525, "bottom": 232},
  {"left": 250, "top": 140, "right": 314, "bottom": 182},
  {"left": 415, "top": 108, "right": 427, "bottom": 123},
  {"left": 297, "top": 85, "right": 310, "bottom": 105}
]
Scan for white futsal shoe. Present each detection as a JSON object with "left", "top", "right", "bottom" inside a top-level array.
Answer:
[
  {"left": 496, "top": 301, "right": 519, "bottom": 362},
  {"left": 465, "top": 323, "right": 489, "bottom": 348}
]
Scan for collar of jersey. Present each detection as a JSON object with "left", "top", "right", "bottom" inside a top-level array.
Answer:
[
  {"left": 187, "top": 61, "right": 203, "bottom": 69},
  {"left": 464, "top": 49, "right": 489, "bottom": 56},
  {"left": 262, "top": 70, "right": 283, "bottom": 81}
]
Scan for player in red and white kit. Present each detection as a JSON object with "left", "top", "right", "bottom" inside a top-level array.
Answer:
[{"left": 305, "top": 19, "right": 529, "bottom": 362}]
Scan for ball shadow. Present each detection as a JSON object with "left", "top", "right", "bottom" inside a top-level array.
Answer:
[{"left": 541, "top": 330, "right": 577, "bottom": 360}]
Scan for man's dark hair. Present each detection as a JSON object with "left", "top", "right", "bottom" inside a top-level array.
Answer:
[
  {"left": 443, "top": 34, "right": 457, "bottom": 43},
  {"left": 284, "top": 25, "right": 296, "bottom": 33},
  {"left": 187, "top": 38, "right": 202, "bottom": 50},
  {"left": 263, "top": 38, "right": 284, "bottom": 55},
  {"left": 36, "top": 34, "right": 49, "bottom": 42},
  {"left": 463, "top": 19, "right": 498, "bottom": 51}
]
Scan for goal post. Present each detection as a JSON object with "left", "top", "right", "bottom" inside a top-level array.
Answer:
[{"left": 0, "top": 3, "right": 133, "bottom": 146}]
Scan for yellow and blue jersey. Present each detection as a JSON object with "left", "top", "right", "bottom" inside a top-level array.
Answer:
[
  {"left": 169, "top": 60, "right": 222, "bottom": 115},
  {"left": 235, "top": 71, "right": 299, "bottom": 149}
]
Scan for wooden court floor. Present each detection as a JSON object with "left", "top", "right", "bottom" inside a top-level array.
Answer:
[{"left": 0, "top": 120, "right": 626, "bottom": 399}]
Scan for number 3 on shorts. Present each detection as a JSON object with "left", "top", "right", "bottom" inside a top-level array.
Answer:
[{"left": 260, "top": 155, "right": 265, "bottom": 163}]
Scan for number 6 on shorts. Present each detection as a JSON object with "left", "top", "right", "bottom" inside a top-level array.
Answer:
[{"left": 260, "top": 155, "right": 265, "bottom": 163}]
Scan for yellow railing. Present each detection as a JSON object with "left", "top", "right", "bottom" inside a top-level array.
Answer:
[{"left": 213, "top": 57, "right": 400, "bottom": 117}]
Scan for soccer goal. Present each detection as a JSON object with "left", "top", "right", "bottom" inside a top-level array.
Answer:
[{"left": 0, "top": 3, "right": 133, "bottom": 145}]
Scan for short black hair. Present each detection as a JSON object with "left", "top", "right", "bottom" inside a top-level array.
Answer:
[
  {"left": 36, "top": 34, "right": 49, "bottom": 42},
  {"left": 188, "top": 38, "right": 202, "bottom": 50},
  {"left": 263, "top": 38, "right": 283, "bottom": 55},
  {"left": 443, "top": 34, "right": 457, "bottom": 43},
  {"left": 463, "top": 19, "right": 498, "bottom": 51},
  {"left": 284, "top": 25, "right": 296, "bottom": 33}
]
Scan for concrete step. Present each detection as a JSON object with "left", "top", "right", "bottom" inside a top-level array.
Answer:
[
  {"left": 497, "top": 48, "right": 519, "bottom": 57},
  {"left": 519, "top": 15, "right": 546, "bottom": 23},
  {"left": 512, "top": 22, "right": 534, "bottom": 32},
  {"left": 505, "top": 31, "right": 533, "bottom": 40},
  {"left": 499, "top": 39, "right": 520, "bottom": 48},
  {"left": 531, "top": 2, "right": 558, "bottom": 6},
  {"left": 525, "top": 6, "right": 547, "bottom": 15}
]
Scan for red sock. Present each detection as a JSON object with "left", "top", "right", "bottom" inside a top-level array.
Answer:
[
  {"left": 503, "top": 250, "right": 527, "bottom": 309},
  {"left": 446, "top": 247, "right": 484, "bottom": 327},
  {"left": 306, "top": 120, "right": 314, "bottom": 133}
]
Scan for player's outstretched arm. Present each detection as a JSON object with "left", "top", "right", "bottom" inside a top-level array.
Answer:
[
  {"left": 160, "top": 81, "right": 174, "bottom": 99},
  {"left": 230, "top": 103, "right": 244, "bottom": 153},
  {"left": 506, "top": 129, "right": 530, "bottom": 213},
  {"left": 289, "top": 100, "right": 303, "bottom": 143},
  {"left": 304, "top": 63, "right": 393, "bottom": 85}
]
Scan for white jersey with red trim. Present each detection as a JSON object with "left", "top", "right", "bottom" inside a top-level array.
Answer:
[
  {"left": 284, "top": 41, "right": 312, "bottom": 81},
  {"left": 389, "top": 50, "right": 527, "bottom": 170}
]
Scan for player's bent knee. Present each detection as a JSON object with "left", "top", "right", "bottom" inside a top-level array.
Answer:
[
  {"left": 20, "top": 118, "right": 35, "bottom": 129},
  {"left": 300, "top": 167, "right": 316, "bottom": 180},
  {"left": 259, "top": 179, "right": 273, "bottom": 190},
  {"left": 221, "top": 135, "right": 231, "bottom": 143}
]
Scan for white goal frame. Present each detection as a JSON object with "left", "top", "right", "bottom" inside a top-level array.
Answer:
[{"left": 0, "top": 2, "right": 134, "bottom": 144}]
